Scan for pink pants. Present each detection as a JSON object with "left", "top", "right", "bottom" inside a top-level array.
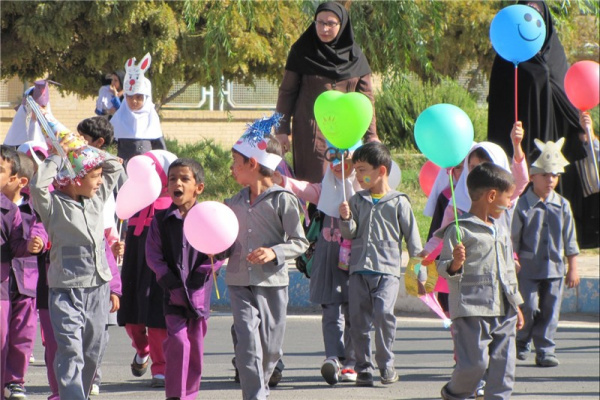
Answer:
[
  {"left": 164, "top": 315, "right": 207, "bottom": 400},
  {"left": 39, "top": 309, "right": 59, "bottom": 400},
  {"left": 125, "top": 323, "right": 167, "bottom": 376},
  {"left": 4, "top": 295, "right": 37, "bottom": 386},
  {"left": 1, "top": 299, "right": 10, "bottom": 398}
]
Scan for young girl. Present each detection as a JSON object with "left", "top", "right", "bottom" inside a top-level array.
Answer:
[
  {"left": 273, "top": 141, "right": 362, "bottom": 385},
  {"left": 110, "top": 53, "right": 166, "bottom": 162}
]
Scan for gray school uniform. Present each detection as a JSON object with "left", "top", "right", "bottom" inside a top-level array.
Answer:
[
  {"left": 512, "top": 188, "right": 579, "bottom": 356},
  {"left": 30, "top": 155, "right": 124, "bottom": 400},
  {"left": 339, "top": 190, "right": 422, "bottom": 374},
  {"left": 437, "top": 213, "right": 523, "bottom": 400},
  {"left": 225, "top": 186, "right": 308, "bottom": 400}
]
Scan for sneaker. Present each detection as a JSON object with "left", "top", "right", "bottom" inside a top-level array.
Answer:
[
  {"left": 130, "top": 354, "right": 149, "bottom": 377},
  {"left": 90, "top": 384, "right": 100, "bottom": 396},
  {"left": 475, "top": 380, "right": 485, "bottom": 399},
  {"left": 340, "top": 368, "right": 357, "bottom": 382},
  {"left": 4, "top": 384, "right": 27, "bottom": 399},
  {"left": 150, "top": 376, "right": 165, "bottom": 388},
  {"left": 29, "top": 355, "right": 35, "bottom": 363},
  {"left": 380, "top": 367, "right": 399, "bottom": 385},
  {"left": 268, "top": 360, "right": 284, "bottom": 388},
  {"left": 232, "top": 357, "right": 240, "bottom": 383},
  {"left": 517, "top": 342, "right": 531, "bottom": 361},
  {"left": 535, "top": 353, "right": 560, "bottom": 367},
  {"left": 355, "top": 372, "right": 374, "bottom": 387},
  {"left": 440, "top": 384, "right": 451, "bottom": 400},
  {"left": 320, "top": 358, "right": 340, "bottom": 385}
]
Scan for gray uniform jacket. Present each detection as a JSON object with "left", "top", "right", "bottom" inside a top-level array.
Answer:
[
  {"left": 339, "top": 190, "right": 422, "bottom": 277},
  {"left": 511, "top": 187, "right": 579, "bottom": 279},
  {"left": 30, "top": 154, "right": 124, "bottom": 289},
  {"left": 224, "top": 185, "right": 308, "bottom": 287},
  {"left": 437, "top": 213, "right": 523, "bottom": 319}
]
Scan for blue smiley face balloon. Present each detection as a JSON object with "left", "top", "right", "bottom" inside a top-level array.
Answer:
[{"left": 490, "top": 4, "right": 546, "bottom": 65}]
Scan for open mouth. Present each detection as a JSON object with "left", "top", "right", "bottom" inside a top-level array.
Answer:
[
  {"left": 173, "top": 190, "right": 183, "bottom": 198},
  {"left": 517, "top": 25, "right": 541, "bottom": 42}
]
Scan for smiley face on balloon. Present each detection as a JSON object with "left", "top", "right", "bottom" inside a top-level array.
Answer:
[{"left": 490, "top": 4, "right": 546, "bottom": 65}]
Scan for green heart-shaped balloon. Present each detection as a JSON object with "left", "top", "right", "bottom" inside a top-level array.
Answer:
[{"left": 314, "top": 91, "right": 373, "bottom": 149}]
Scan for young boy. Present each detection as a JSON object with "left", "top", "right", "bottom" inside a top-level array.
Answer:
[
  {"left": 226, "top": 115, "right": 308, "bottom": 400},
  {"left": 339, "top": 142, "right": 422, "bottom": 387},
  {"left": 29, "top": 132, "right": 124, "bottom": 400},
  {"left": 2, "top": 153, "right": 48, "bottom": 399},
  {"left": 145, "top": 158, "right": 216, "bottom": 400},
  {"left": 512, "top": 138, "right": 579, "bottom": 367},
  {"left": 438, "top": 163, "right": 524, "bottom": 400}
]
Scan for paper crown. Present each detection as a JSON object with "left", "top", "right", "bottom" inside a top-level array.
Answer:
[
  {"left": 530, "top": 138, "right": 569, "bottom": 175},
  {"left": 232, "top": 113, "right": 283, "bottom": 171},
  {"left": 55, "top": 146, "right": 106, "bottom": 187},
  {"left": 124, "top": 53, "right": 152, "bottom": 97}
]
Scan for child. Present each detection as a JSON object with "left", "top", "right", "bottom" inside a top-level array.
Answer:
[
  {"left": 1, "top": 146, "right": 33, "bottom": 398},
  {"left": 273, "top": 140, "right": 362, "bottom": 385},
  {"left": 512, "top": 138, "right": 579, "bottom": 367},
  {"left": 78, "top": 116, "right": 125, "bottom": 395},
  {"left": 339, "top": 142, "right": 422, "bottom": 387},
  {"left": 4, "top": 80, "right": 52, "bottom": 149},
  {"left": 438, "top": 163, "right": 524, "bottom": 400},
  {"left": 2, "top": 153, "right": 48, "bottom": 399},
  {"left": 145, "top": 158, "right": 216, "bottom": 400},
  {"left": 226, "top": 114, "right": 308, "bottom": 400},
  {"left": 110, "top": 53, "right": 166, "bottom": 162},
  {"left": 29, "top": 131, "right": 124, "bottom": 400},
  {"left": 95, "top": 71, "right": 124, "bottom": 117},
  {"left": 117, "top": 149, "right": 177, "bottom": 389}
]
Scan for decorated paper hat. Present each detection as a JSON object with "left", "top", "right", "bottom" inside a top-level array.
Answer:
[
  {"left": 530, "top": 138, "right": 569, "bottom": 175},
  {"left": 124, "top": 53, "right": 152, "bottom": 97},
  {"left": 55, "top": 146, "right": 106, "bottom": 187},
  {"left": 32, "top": 80, "right": 50, "bottom": 106},
  {"left": 232, "top": 113, "right": 283, "bottom": 171}
]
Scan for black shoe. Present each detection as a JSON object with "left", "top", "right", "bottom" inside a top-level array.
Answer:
[
  {"left": 516, "top": 342, "right": 531, "bottom": 361},
  {"left": 232, "top": 357, "right": 240, "bottom": 383},
  {"left": 130, "top": 354, "right": 149, "bottom": 377},
  {"left": 355, "top": 372, "right": 373, "bottom": 387},
  {"left": 268, "top": 360, "right": 285, "bottom": 388}
]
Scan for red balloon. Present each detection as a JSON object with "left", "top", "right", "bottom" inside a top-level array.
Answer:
[
  {"left": 564, "top": 61, "right": 600, "bottom": 111},
  {"left": 419, "top": 160, "right": 442, "bottom": 198}
]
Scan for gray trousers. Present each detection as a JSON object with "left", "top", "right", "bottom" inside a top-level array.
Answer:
[
  {"left": 321, "top": 302, "right": 355, "bottom": 367},
  {"left": 229, "top": 285, "right": 287, "bottom": 400},
  {"left": 49, "top": 284, "right": 109, "bottom": 400},
  {"left": 444, "top": 307, "right": 518, "bottom": 400},
  {"left": 517, "top": 277, "right": 563, "bottom": 356},
  {"left": 348, "top": 274, "right": 399, "bottom": 374}
]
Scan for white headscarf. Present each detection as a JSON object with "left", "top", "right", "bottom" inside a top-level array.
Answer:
[
  {"left": 317, "top": 166, "right": 361, "bottom": 218},
  {"left": 110, "top": 84, "right": 162, "bottom": 141},
  {"left": 4, "top": 104, "right": 51, "bottom": 148},
  {"left": 454, "top": 141, "right": 511, "bottom": 212}
]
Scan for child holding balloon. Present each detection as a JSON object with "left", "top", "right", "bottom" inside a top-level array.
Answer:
[
  {"left": 273, "top": 140, "right": 362, "bottom": 386},
  {"left": 145, "top": 158, "right": 218, "bottom": 400},
  {"left": 438, "top": 163, "right": 524, "bottom": 400},
  {"left": 225, "top": 114, "right": 309, "bottom": 400},
  {"left": 339, "top": 142, "right": 423, "bottom": 387}
]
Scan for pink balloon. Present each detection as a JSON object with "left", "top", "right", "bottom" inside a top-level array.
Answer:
[
  {"left": 184, "top": 201, "right": 239, "bottom": 254},
  {"left": 564, "top": 60, "right": 600, "bottom": 111},
  {"left": 419, "top": 160, "right": 442, "bottom": 197},
  {"left": 116, "top": 155, "right": 162, "bottom": 220}
]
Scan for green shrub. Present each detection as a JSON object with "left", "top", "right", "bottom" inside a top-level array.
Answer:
[{"left": 375, "top": 75, "right": 488, "bottom": 150}]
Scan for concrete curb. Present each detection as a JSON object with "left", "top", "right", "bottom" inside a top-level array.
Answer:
[{"left": 211, "top": 268, "right": 599, "bottom": 315}]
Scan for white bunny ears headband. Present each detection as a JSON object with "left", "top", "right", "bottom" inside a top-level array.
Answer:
[{"left": 124, "top": 53, "right": 152, "bottom": 97}]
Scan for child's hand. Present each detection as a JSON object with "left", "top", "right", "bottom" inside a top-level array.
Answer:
[
  {"left": 449, "top": 243, "right": 465, "bottom": 273},
  {"left": 511, "top": 121, "right": 524, "bottom": 147},
  {"left": 109, "top": 293, "right": 120, "bottom": 313},
  {"left": 246, "top": 247, "right": 276, "bottom": 265},
  {"left": 111, "top": 241, "right": 125, "bottom": 258},
  {"left": 565, "top": 268, "right": 580, "bottom": 288},
  {"left": 514, "top": 259, "right": 521, "bottom": 274},
  {"left": 276, "top": 134, "right": 291, "bottom": 154},
  {"left": 339, "top": 201, "right": 351, "bottom": 220},
  {"left": 417, "top": 249, "right": 429, "bottom": 258},
  {"left": 516, "top": 307, "right": 525, "bottom": 330},
  {"left": 579, "top": 111, "right": 597, "bottom": 143},
  {"left": 417, "top": 281, "right": 426, "bottom": 296},
  {"left": 27, "top": 236, "right": 44, "bottom": 254}
]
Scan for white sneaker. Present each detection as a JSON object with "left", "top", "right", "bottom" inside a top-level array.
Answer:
[
  {"left": 340, "top": 368, "right": 357, "bottom": 382},
  {"left": 320, "top": 358, "right": 340, "bottom": 385},
  {"left": 29, "top": 355, "right": 35, "bottom": 363},
  {"left": 90, "top": 384, "right": 100, "bottom": 396}
]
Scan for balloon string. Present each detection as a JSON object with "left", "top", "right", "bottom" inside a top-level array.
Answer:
[
  {"left": 448, "top": 170, "right": 461, "bottom": 244},
  {"left": 514, "top": 64, "right": 518, "bottom": 123},
  {"left": 586, "top": 125, "right": 600, "bottom": 188},
  {"left": 341, "top": 157, "right": 346, "bottom": 202},
  {"left": 211, "top": 256, "right": 220, "bottom": 300}
]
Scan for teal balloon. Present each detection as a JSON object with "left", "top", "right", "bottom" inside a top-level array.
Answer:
[
  {"left": 490, "top": 5, "right": 546, "bottom": 64},
  {"left": 414, "top": 104, "right": 474, "bottom": 168},
  {"left": 314, "top": 90, "right": 373, "bottom": 149}
]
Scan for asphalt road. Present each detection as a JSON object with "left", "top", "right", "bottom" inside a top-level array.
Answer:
[{"left": 22, "top": 312, "right": 599, "bottom": 400}]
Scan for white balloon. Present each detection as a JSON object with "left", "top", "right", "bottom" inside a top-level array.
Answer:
[{"left": 389, "top": 161, "right": 401, "bottom": 189}]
